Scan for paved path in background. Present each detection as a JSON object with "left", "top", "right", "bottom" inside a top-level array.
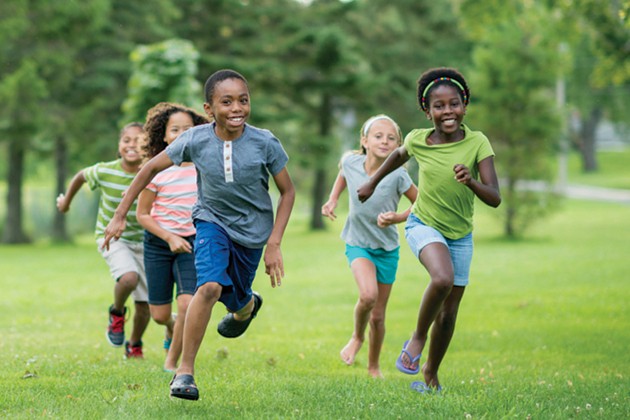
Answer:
[
  {"left": 516, "top": 181, "right": 630, "bottom": 204},
  {"left": 563, "top": 184, "right": 630, "bottom": 204}
]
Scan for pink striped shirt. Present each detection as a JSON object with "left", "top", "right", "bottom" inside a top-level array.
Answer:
[{"left": 147, "top": 165, "right": 197, "bottom": 236}]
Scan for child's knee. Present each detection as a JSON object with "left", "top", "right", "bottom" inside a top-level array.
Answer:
[{"left": 195, "top": 282, "right": 222, "bottom": 302}]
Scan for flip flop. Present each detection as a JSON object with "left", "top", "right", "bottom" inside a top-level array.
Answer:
[
  {"left": 395, "top": 340, "right": 421, "bottom": 375},
  {"left": 217, "top": 292, "right": 263, "bottom": 338},
  {"left": 170, "top": 374, "right": 199, "bottom": 400},
  {"left": 410, "top": 381, "right": 443, "bottom": 394}
]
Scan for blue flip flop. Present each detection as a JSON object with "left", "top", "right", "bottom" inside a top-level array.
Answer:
[
  {"left": 410, "top": 381, "right": 443, "bottom": 394},
  {"left": 395, "top": 340, "right": 421, "bottom": 375}
]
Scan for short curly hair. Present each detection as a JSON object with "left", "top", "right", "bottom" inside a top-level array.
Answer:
[
  {"left": 143, "top": 102, "right": 209, "bottom": 158},
  {"left": 417, "top": 67, "right": 470, "bottom": 112}
]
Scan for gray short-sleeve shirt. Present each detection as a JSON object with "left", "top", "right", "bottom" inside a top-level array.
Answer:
[
  {"left": 340, "top": 153, "right": 413, "bottom": 251},
  {"left": 166, "top": 122, "right": 289, "bottom": 248}
]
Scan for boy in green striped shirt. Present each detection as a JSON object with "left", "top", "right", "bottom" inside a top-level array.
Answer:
[{"left": 57, "top": 122, "right": 150, "bottom": 359}]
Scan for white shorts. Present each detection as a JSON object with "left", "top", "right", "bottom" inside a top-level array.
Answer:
[{"left": 96, "top": 238, "right": 148, "bottom": 302}]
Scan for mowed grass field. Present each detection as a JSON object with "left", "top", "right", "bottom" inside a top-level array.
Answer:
[{"left": 0, "top": 196, "right": 628, "bottom": 419}]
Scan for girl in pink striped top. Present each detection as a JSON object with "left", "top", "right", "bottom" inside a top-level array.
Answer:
[{"left": 137, "top": 102, "right": 209, "bottom": 372}]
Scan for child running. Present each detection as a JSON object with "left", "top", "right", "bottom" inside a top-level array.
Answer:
[
  {"left": 102, "top": 69, "right": 295, "bottom": 401},
  {"left": 56, "top": 122, "right": 150, "bottom": 359},
  {"left": 322, "top": 114, "right": 417, "bottom": 378},
  {"left": 357, "top": 67, "right": 501, "bottom": 392},
  {"left": 137, "top": 102, "right": 208, "bottom": 372}
]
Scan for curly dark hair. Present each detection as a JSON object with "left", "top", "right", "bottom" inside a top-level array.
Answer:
[
  {"left": 143, "top": 102, "right": 209, "bottom": 158},
  {"left": 417, "top": 67, "right": 470, "bottom": 112}
]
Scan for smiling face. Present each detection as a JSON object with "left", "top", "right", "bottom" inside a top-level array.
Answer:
[
  {"left": 361, "top": 118, "right": 401, "bottom": 160},
  {"left": 164, "top": 111, "right": 194, "bottom": 145},
  {"left": 425, "top": 84, "right": 466, "bottom": 136},
  {"left": 203, "top": 77, "right": 250, "bottom": 141},
  {"left": 118, "top": 125, "right": 143, "bottom": 165}
]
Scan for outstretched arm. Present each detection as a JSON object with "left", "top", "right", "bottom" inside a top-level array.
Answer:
[
  {"left": 453, "top": 156, "right": 501, "bottom": 207},
  {"left": 264, "top": 167, "right": 296, "bottom": 288},
  {"left": 102, "top": 151, "right": 174, "bottom": 249},
  {"left": 357, "top": 146, "right": 410, "bottom": 202},
  {"left": 56, "top": 170, "right": 87, "bottom": 213},
  {"left": 321, "top": 170, "right": 346, "bottom": 221}
]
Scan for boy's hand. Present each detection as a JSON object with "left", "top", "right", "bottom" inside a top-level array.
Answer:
[
  {"left": 264, "top": 243, "right": 284, "bottom": 288},
  {"left": 102, "top": 215, "right": 126, "bottom": 251},
  {"left": 56, "top": 194, "right": 69, "bottom": 213}
]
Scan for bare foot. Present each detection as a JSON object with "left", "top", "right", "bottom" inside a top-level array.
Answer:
[
  {"left": 421, "top": 363, "right": 441, "bottom": 389},
  {"left": 340, "top": 337, "right": 363, "bottom": 365},
  {"left": 368, "top": 367, "right": 384, "bottom": 378},
  {"left": 164, "top": 364, "right": 177, "bottom": 373}
]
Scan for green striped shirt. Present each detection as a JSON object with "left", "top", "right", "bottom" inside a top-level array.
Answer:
[{"left": 83, "top": 159, "right": 143, "bottom": 242}]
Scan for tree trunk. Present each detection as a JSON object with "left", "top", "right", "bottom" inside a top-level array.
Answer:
[
  {"left": 579, "top": 107, "right": 602, "bottom": 173},
  {"left": 503, "top": 176, "right": 516, "bottom": 238},
  {"left": 52, "top": 135, "right": 70, "bottom": 242},
  {"left": 310, "top": 92, "right": 332, "bottom": 230},
  {"left": 2, "top": 140, "right": 31, "bottom": 243}
]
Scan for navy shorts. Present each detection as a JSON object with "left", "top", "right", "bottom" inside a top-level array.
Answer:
[
  {"left": 194, "top": 220, "right": 263, "bottom": 312},
  {"left": 143, "top": 231, "right": 197, "bottom": 305}
]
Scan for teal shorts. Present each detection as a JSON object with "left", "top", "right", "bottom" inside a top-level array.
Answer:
[{"left": 345, "top": 245, "right": 400, "bottom": 285}]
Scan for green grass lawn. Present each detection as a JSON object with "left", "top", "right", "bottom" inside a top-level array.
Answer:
[{"left": 1, "top": 198, "right": 629, "bottom": 419}]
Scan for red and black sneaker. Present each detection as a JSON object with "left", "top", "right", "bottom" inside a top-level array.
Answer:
[
  {"left": 125, "top": 341, "right": 144, "bottom": 359},
  {"left": 106, "top": 305, "right": 126, "bottom": 347}
]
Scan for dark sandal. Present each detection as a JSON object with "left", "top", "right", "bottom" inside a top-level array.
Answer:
[
  {"left": 217, "top": 292, "right": 263, "bottom": 338},
  {"left": 170, "top": 374, "right": 199, "bottom": 400}
]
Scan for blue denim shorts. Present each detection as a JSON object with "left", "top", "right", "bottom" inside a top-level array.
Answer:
[
  {"left": 143, "top": 231, "right": 197, "bottom": 305},
  {"left": 345, "top": 245, "right": 400, "bottom": 285},
  {"left": 405, "top": 213, "right": 473, "bottom": 287},
  {"left": 194, "top": 220, "right": 263, "bottom": 312}
]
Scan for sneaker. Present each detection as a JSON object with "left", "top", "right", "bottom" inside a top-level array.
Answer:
[
  {"left": 106, "top": 305, "right": 126, "bottom": 347},
  {"left": 125, "top": 341, "right": 144, "bottom": 359}
]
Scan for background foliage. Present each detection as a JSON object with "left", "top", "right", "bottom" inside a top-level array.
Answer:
[{"left": 0, "top": 0, "right": 629, "bottom": 242}]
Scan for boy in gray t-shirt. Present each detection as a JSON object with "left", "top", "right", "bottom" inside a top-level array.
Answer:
[{"left": 102, "top": 69, "right": 295, "bottom": 401}]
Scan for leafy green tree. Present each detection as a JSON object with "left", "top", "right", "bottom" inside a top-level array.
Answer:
[
  {"left": 558, "top": 0, "right": 630, "bottom": 172},
  {"left": 122, "top": 39, "right": 202, "bottom": 122},
  {"left": 467, "top": 5, "right": 563, "bottom": 237},
  {"left": 0, "top": 61, "right": 47, "bottom": 243}
]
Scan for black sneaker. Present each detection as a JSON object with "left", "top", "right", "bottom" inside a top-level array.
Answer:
[{"left": 106, "top": 305, "right": 126, "bottom": 347}]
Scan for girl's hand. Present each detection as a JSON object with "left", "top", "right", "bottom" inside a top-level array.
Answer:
[
  {"left": 166, "top": 235, "right": 193, "bottom": 254},
  {"left": 377, "top": 211, "right": 406, "bottom": 227},
  {"left": 56, "top": 194, "right": 69, "bottom": 213},
  {"left": 453, "top": 164, "right": 472, "bottom": 185},
  {"left": 357, "top": 182, "right": 375, "bottom": 202},
  {"left": 264, "top": 243, "right": 284, "bottom": 288},
  {"left": 321, "top": 199, "right": 338, "bottom": 221},
  {"left": 377, "top": 211, "right": 399, "bottom": 227}
]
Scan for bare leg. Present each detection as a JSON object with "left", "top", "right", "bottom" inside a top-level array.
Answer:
[
  {"left": 422, "top": 286, "right": 465, "bottom": 389},
  {"left": 176, "top": 282, "right": 222, "bottom": 376},
  {"left": 367, "top": 281, "right": 393, "bottom": 378},
  {"left": 340, "top": 258, "right": 377, "bottom": 366},
  {"left": 400, "top": 243, "right": 454, "bottom": 371},
  {"left": 129, "top": 301, "right": 150, "bottom": 345},
  {"left": 165, "top": 294, "right": 192, "bottom": 370},
  {"left": 113, "top": 271, "right": 138, "bottom": 313}
]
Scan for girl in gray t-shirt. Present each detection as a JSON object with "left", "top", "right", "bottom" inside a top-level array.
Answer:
[{"left": 322, "top": 114, "right": 417, "bottom": 378}]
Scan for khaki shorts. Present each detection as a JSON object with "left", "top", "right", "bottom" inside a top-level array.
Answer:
[{"left": 96, "top": 238, "right": 148, "bottom": 302}]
